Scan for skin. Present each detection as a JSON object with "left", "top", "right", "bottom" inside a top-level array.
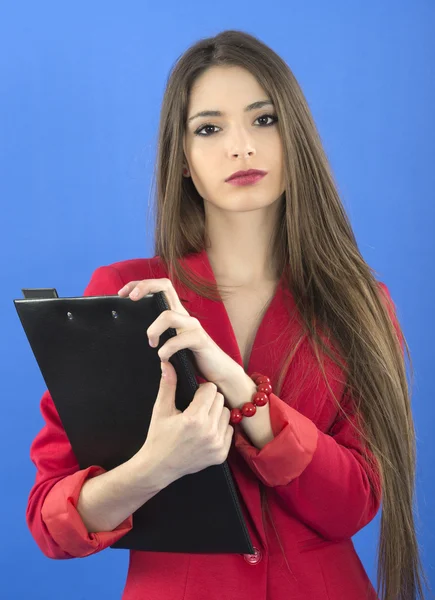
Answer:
[
  {"left": 182, "top": 64, "right": 286, "bottom": 288},
  {"left": 118, "top": 65, "right": 285, "bottom": 449},
  {"left": 75, "top": 68, "right": 290, "bottom": 534}
]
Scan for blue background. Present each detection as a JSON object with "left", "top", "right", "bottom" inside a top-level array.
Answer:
[{"left": 1, "top": 1, "right": 433, "bottom": 598}]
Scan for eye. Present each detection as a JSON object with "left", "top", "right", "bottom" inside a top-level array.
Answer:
[
  {"left": 256, "top": 114, "right": 278, "bottom": 127},
  {"left": 193, "top": 113, "right": 278, "bottom": 137}
]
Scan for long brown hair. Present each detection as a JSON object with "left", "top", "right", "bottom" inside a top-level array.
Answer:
[{"left": 147, "top": 29, "right": 430, "bottom": 600}]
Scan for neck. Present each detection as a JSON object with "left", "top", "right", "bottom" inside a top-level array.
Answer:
[{"left": 204, "top": 201, "right": 282, "bottom": 288}]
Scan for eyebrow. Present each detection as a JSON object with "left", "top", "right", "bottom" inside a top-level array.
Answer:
[{"left": 187, "top": 100, "right": 275, "bottom": 124}]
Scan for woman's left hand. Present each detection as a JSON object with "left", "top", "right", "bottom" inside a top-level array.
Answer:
[{"left": 117, "top": 278, "right": 241, "bottom": 387}]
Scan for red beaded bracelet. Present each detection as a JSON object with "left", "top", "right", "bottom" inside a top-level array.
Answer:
[{"left": 229, "top": 372, "right": 273, "bottom": 424}]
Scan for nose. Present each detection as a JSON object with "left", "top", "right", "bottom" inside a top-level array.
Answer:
[
  {"left": 232, "top": 149, "right": 255, "bottom": 159},
  {"left": 228, "top": 126, "right": 256, "bottom": 160}
]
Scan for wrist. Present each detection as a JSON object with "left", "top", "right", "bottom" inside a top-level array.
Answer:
[
  {"left": 216, "top": 365, "right": 257, "bottom": 410},
  {"left": 128, "top": 447, "right": 174, "bottom": 493},
  {"left": 217, "top": 369, "right": 275, "bottom": 449}
]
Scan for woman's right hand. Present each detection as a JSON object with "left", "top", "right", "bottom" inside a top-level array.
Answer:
[{"left": 136, "top": 360, "right": 234, "bottom": 483}]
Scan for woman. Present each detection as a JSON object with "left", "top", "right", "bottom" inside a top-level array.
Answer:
[{"left": 26, "top": 29, "right": 428, "bottom": 599}]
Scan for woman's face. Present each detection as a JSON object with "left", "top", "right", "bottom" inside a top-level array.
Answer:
[{"left": 183, "top": 65, "right": 285, "bottom": 213}]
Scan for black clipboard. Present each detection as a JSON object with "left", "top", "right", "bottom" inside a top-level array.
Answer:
[{"left": 14, "top": 288, "right": 254, "bottom": 554}]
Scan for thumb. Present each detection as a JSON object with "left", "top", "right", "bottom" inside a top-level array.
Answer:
[{"left": 154, "top": 360, "right": 178, "bottom": 415}]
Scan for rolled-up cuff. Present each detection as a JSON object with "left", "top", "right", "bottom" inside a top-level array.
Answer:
[
  {"left": 234, "top": 393, "right": 318, "bottom": 487},
  {"left": 41, "top": 465, "right": 133, "bottom": 558}
]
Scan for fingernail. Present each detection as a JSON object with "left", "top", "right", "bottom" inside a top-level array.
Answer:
[{"left": 161, "top": 362, "right": 167, "bottom": 378}]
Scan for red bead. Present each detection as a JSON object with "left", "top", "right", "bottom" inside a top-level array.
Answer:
[
  {"left": 253, "top": 392, "right": 268, "bottom": 407},
  {"left": 255, "top": 375, "right": 270, "bottom": 385},
  {"left": 241, "top": 402, "right": 257, "bottom": 417},
  {"left": 250, "top": 372, "right": 262, "bottom": 381},
  {"left": 257, "top": 382, "right": 272, "bottom": 395},
  {"left": 230, "top": 408, "right": 243, "bottom": 424}
]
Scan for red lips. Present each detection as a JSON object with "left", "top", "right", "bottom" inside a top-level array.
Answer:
[{"left": 225, "top": 169, "right": 268, "bottom": 182}]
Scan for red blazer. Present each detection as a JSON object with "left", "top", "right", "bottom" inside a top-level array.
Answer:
[{"left": 27, "top": 248, "right": 398, "bottom": 600}]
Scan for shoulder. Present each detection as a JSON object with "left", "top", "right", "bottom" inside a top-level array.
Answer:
[
  {"left": 377, "top": 280, "right": 391, "bottom": 299},
  {"left": 83, "top": 255, "right": 168, "bottom": 296},
  {"left": 375, "top": 280, "right": 399, "bottom": 320},
  {"left": 106, "top": 255, "right": 167, "bottom": 283}
]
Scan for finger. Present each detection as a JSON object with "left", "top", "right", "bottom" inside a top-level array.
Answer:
[
  {"left": 148, "top": 311, "right": 200, "bottom": 347},
  {"left": 157, "top": 328, "right": 205, "bottom": 362},
  {"left": 185, "top": 382, "right": 218, "bottom": 419},
  {"left": 209, "top": 392, "right": 226, "bottom": 424},
  {"left": 117, "top": 281, "right": 141, "bottom": 296},
  {"left": 153, "top": 361, "right": 178, "bottom": 417},
  {"left": 224, "top": 425, "right": 234, "bottom": 451},
  {"left": 126, "top": 278, "right": 189, "bottom": 316},
  {"left": 218, "top": 404, "right": 231, "bottom": 432}
]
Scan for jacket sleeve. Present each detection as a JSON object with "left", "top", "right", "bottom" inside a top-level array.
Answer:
[
  {"left": 26, "top": 266, "right": 134, "bottom": 559},
  {"left": 233, "top": 281, "right": 402, "bottom": 541}
]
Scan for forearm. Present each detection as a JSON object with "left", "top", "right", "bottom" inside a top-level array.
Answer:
[
  {"left": 77, "top": 451, "right": 172, "bottom": 533},
  {"left": 271, "top": 432, "right": 381, "bottom": 540},
  {"left": 217, "top": 365, "right": 275, "bottom": 450}
]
